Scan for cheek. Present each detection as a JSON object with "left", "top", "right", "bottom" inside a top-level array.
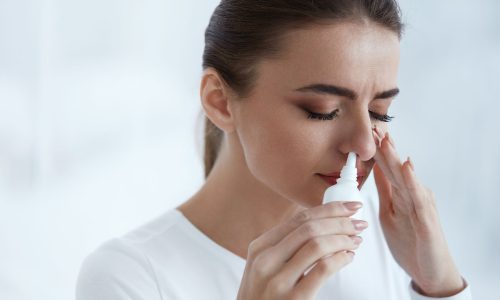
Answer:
[{"left": 238, "top": 109, "right": 322, "bottom": 193}]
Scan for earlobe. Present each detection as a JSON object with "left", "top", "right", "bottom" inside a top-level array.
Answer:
[{"left": 200, "top": 69, "right": 236, "bottom": 133}]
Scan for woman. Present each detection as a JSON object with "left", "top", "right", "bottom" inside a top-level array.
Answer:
[{"left": 76, "top": 0, "right": 472, "bottom": 299}]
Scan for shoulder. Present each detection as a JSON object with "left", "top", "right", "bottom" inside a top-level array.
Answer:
[
  {"left": 76, "top": 238, "right": 161, "bottom": 300},
  {"left": 76, "top": 209, "right": 183, "bottom": 300}
]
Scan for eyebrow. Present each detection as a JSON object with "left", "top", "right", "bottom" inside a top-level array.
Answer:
[{"left": 294, "top": 84, "right": 399, "bottom": 100}]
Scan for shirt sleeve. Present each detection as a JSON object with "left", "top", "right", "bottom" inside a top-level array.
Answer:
[
  {"left": 75, "top": 239, "right": 163, "bottom": 300},
  {"left": 409, "top": 278, "right": 472, "bottom": 300}
]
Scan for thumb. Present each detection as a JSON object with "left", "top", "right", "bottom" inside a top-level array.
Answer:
[{"left": 373, "top": 163, "right": 393, "bottom": 215}]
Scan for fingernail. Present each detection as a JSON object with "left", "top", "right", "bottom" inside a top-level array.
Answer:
[
  {"left": 343, "top": 201, "right": 363, "bottom": 211},
  {"left": 407, "top": 156, "right": 415, "bottom": 171},
  {"left": 352, "top": 220, "right": 368, "bottom": 231},
  {"left": 351, "top": 235, "right": 363, "bottom": 245}
]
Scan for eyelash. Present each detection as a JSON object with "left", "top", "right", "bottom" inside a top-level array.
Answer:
[{"left": 306, "top": 109, "right": 394, "bottom": 122}]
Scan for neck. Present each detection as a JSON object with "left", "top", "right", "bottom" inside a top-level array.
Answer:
[{"left": 177, "top": 133, "right": 303, "bottom": 259}]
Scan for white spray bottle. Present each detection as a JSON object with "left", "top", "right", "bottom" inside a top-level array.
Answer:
[{"left": 322, "top": 152, "right": 364, "bottom": 217}]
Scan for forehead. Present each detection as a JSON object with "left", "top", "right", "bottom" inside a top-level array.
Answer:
[{"left": 256, "top": 21, "right": 400, "bottom": 93}]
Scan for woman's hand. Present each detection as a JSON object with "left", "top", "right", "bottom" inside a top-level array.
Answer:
[
  {"left": 371, "top": 128, "right": 465, "bottom": 297},
  {"left": 237, "top": 201, "right": 367, "bottom": 300}
]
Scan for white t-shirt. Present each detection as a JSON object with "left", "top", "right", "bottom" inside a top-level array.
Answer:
[{"left": 76, "top": 177, "right": 472, "bottom": 300}]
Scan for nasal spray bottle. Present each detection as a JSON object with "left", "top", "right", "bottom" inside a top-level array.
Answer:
[
  {"left": 303, "top": 152, "right": 364, "bottom": 277},
  {"left": 319, "top": 152, "right": 367, "bottom": 287},
  {"left": 322, "top": 152, "right": 364, "bottom": 218}
]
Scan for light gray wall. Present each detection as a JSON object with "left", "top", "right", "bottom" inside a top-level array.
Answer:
[{"left": 0, "top": 0, "right": 498, "bottom": 299}]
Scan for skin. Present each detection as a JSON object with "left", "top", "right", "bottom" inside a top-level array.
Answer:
[{"left": 178, "top": 21, "right": 464, "bottom": 298}]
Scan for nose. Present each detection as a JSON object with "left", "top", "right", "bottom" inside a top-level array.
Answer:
[{"left": 337, "top": 110, "right": 377, "bottom": 162}]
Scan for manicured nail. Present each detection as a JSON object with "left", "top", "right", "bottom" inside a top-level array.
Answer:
[
  {"left": 351, "top": 235, "right": 363, "bottom": 245},
  {"left": 352, "top": 220, "right": 368, "bottom": 231},
  {"left": 407, "top": 156, "right": 415, "bottom": 171},
  {"left": 343, "top": 201, "right": 363, "bottom": 211}
]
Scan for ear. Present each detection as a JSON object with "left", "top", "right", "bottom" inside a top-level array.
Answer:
[{"left": 200, "top": 68, "right": 237, "bottom": 133}]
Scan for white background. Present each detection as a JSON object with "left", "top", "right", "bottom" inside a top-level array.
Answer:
[{"left": 0, "top": 0, "right": 499, "bottom": 299}]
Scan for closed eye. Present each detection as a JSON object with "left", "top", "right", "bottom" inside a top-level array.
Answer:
[
  {"left": 306, "top": 109, "right": 339, "bottom": 120},
  {"left": 306, "top": 109, "right": 394, "bottom": 122},
  {"left": 369, "top": 111, "right": 394, "bottom": 122}
]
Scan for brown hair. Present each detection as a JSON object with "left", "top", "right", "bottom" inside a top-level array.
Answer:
[{"left": 201, "top": 0, "right": 404, "bottom": 179}]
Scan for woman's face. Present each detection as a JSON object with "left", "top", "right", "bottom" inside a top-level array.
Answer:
[{"left": 232, "top": 22, "right": 400, "bottom": 208}]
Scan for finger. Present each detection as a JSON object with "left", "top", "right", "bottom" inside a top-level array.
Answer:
[
  {"left": 248, "top": 201, "right": 362, "bottom": 257},
  {"left": 373, "top": 124, "right": 384, "bottom": 140},
  {"left": 377, "top": 133, "right": 416, "bottom": 215},
  {"left": 379, "top": 132, "right": 406, "bottom": 190},
  {"left": 373, "top": 163, "right": 394, "bottom": 215},
  {"left": 375, "top": 131, "right": 412, "bottom": 215},
  {"left": 372, "top": 134, "right": 400, "bottom": 187},
  {"left": 294, "top": 251, "right": 354, "bottom": 297},
  {"left": 267, "top": 216, "right": 367, "bottom": 266},
  {"left": 279, "top": 234, "right": 361, "bottom": 285},
  {"left": 372, "top": 126, "right": 382, "bottom": 147},
  {"left": 381, "top": 136, "right": 422, "bottom": 214},
  {"left": 401, "top": 157, "right": 427, "bottom": 216}
]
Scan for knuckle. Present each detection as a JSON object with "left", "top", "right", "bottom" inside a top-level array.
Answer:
[
  {"left": 247, "top": 239, "right": 265, "bottom": 259},
  {"left": 335, "top": 201, "right": 350, "bottom": 214},
  {"left": 248, "top": 238, "right": 262, "bottom": 254},
  {"left": 325, "top": 201, "right": 343, "bottom": 215},
  {"left": 341, "top": 217, "right": 354, "bottom": 232},
  {"left": 342, "top": 235, "right": 353, "bottom": 246},
  {"left": 315, "top": 259, "right": 331, "bottom": 275},
  {"left": 300, "top": 221, "right": 319, "bottom": 237},
  {"left": 251, "top": 254, "right": 270, "bottom": 276},
  {"left": 308, "top": 237, "right": 326, "bottom": 253},
  {"left": 247, "top": 240, "right": 259, "bottom": 255},
  {"left": 267, "top": 276, "right": 288, "bottom": 295},
  {"left": 292, "top": 210, "right": 310, "bottom": 224}
]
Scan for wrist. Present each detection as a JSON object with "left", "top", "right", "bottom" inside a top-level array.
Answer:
[{"left": 412, "top": 276, "right": 466, "bottom": 297}]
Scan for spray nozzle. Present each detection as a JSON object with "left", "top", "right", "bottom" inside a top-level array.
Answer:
[
  {"left": 339, "top": 152, "right": 358, "bottom": 186},
  {"left": 322, "top": 151, "right": 363, "bottom": 204},
  {"left": 346, "top": 152, "right": 356, "bottom": 168}
]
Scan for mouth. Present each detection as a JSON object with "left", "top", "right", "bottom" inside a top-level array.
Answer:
[{"left": 316, "top": 173, "right": 366, "bottom": 187}]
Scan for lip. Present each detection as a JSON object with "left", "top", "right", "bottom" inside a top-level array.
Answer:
[{"left": 317, "top": 173, "right": 366, "bottom": 186}]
